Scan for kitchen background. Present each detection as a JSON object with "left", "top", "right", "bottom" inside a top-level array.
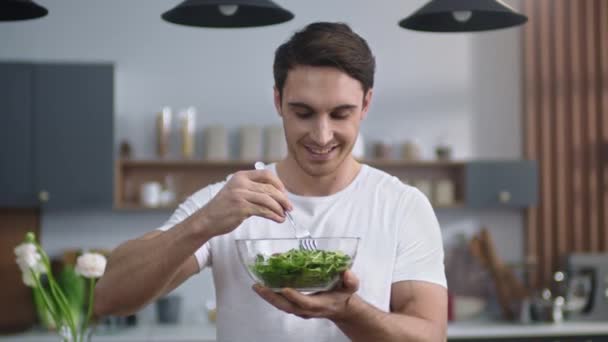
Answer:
[
  {"left": 5, "top": 0, "right": 606, "bottom": 340},
  {"left": 0, "top": 0, "right": 525, "bottom": 324}
]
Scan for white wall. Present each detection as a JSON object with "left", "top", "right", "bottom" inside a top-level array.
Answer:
[{"left": 0, "top": 0, "right": 524, "bottom": 323}]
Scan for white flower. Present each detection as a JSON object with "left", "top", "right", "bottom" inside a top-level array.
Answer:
[
  {"left": 14, "top": 243, "right": 46, "bottom": 273},
  {"left": 15, "top": 243, "right": 39, "bottom": 267},
  {"left": 22, "top": 270, "right": 36, "bottom": 287},
  {"left": 75, "top": 252, "right": 107, "bottom": 278}
]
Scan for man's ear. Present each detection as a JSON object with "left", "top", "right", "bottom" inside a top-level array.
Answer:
[
  {"left": 361, "top": 89, "right": 373, "bottom": 120},
  {"left": 273, "top": 86, "right": 283, "bottom": 117}
]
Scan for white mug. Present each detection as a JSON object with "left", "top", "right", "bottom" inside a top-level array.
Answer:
[{"left": 140, "top": 182, "right": 162, "bottom": 207}]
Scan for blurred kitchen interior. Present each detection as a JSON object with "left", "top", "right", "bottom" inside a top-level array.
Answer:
[{"left": 1, "top": 0, "right": 607, "bottom": 341}]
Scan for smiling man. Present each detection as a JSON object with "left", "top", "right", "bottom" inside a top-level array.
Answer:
[{"left": 94, "top": 22, "right": 447, "bottom": 342}]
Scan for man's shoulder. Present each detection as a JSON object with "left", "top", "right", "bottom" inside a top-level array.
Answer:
[
  {"left": 361, "top": 164, "right": 412, "bottom": 192},
  {"left": 360, "top": 164, "right": 428, "bottom": 205}
]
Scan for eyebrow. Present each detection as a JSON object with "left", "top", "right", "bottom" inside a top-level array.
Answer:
[{"left": 287, "top": 102, "right": 358, "bottom": 112}]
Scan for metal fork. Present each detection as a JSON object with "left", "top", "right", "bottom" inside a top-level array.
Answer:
[
  {"left": 285, "top": 211, "right": 318, "bottom": 250},
  {"left": 254, "top": 162, "right": 317, "bottom": 250}
]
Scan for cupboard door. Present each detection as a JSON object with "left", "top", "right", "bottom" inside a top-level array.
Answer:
[
  {"left": 465, "top": 160, "right": 538, "bottom": 208},
  {"left": 32, "top": 63, "right": 114, "bottom": 209},
  {"left": 0, "top": 63, "right": 36, "bottom": 207}
]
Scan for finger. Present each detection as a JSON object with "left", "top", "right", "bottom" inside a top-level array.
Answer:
[
  {"left": 280, "top": 288, "right": 320, "bottom": 312},
  {"left": 249, "top": 181, "right": 292, "bottom": 212},
  {"left": 341, "top": 270, "right": 359, "bottom": 293},
  {"left": 247, "top": 170, "right": 287, "bottom": 193},
  {"left": 249, "top": 202, "right": 285, "bottom": 223},
  {"left": 253, "top": 284, "right": 301, "bottom": 315},
  {"left": 245, "top": 191, "right": 286, "bottom": 220}
]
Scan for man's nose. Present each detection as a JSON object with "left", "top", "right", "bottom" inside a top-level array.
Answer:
[{"left": 310, "top": 117, "right": 333, "bottom": 146}]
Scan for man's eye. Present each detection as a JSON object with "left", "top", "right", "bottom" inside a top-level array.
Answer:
[
  {"left": 295, "top": 112, "right": 313, "bottom": 118},
  {"left": 332, "top": 111, "right": 351, "bottom": 119}
]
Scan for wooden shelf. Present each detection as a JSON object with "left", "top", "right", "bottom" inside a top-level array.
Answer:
[
  {"left": 119, "top": 158, "right": 466, "bottom": 168},
  {"left": 115, "top": 201, "right": 467, "bottom": 211},
  {"left": 114, "top": 158, "right": 467, "bottom": 210},
  {"left": 113, "top": 202, "right": 176, "bottom": 211}
]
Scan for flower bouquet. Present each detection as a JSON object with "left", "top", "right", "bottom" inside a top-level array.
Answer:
[{"left": 14, "top": 232, "right": 106, "bottom": 342}]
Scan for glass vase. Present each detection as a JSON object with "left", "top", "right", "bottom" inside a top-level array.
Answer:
[{"left": 58, "top": 324, "right": 93, "bottom": 342}]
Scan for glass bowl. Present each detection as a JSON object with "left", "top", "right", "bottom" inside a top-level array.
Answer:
[{"left": 235, "top": 237, "right": 360, "bottom": 294}]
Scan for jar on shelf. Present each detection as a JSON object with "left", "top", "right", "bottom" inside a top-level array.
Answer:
[
  {"left": 372, "top": 141, "right": 392, "bottom": 159},
  {"left": 402, "top": 140, "right": 422, "bottom": 161},
  {"left": 434, "top": 179, "right": 455, "bottom": 206},
  {"left": 204, "top": 125, "right": 229, "bottom": 160},
  {"left": 239, "top": 125, "right": 263, "bottom": 161},
  {"left": 264, "top": 125, "right": 287, "bottom": 161},
  {"left": 411, "top": 179, "right": 433, "bottom": 202}
]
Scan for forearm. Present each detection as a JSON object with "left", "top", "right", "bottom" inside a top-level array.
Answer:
[
  {"left": 94, "top": 213, "right": 212, "bottom": 316},
  {"left": 333, "top": 295, "right": 445, "bottom": 342}
]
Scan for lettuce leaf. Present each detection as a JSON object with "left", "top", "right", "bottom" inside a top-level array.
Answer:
[{"left": 250, "top": 249, "right": 351, "bottom": 289}]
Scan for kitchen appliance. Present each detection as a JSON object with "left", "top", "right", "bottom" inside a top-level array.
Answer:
[{"left": 564, "top": 253, "right": 608, "bottom": 321}]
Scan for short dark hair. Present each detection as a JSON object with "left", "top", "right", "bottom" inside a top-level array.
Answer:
[{"left": 273, "top": 22, "right": 376, "bottom": 98}]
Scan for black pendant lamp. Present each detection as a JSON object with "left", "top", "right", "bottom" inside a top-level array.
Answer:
[
  {"left": 0, "top": 0, "right": 48, "bottom": 21},
  {"left": 399, "top": 0, "right": 527, "bottom": 32},
  {"left": 162, "top": 0, "right": 294, "bottom": 28}
]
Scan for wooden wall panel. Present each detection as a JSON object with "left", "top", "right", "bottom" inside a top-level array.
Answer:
[
  {"left": 601, "top": 0, "right": 608, "bottom": 251},
  {"left": 522, "top": 0, "right": 539, "bottom": 288},
  {"left": 522, "top": 0, "right": 608, "bottom": 287},
  {"left": 0, "top": 209, "right": 40, "bottom": 333}
]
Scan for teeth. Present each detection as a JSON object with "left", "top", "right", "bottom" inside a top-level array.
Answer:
[{"left": 309, "top": 147, "right": 334, "bottom": 154}]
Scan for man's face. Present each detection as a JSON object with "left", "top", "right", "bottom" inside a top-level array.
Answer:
[{"left": 274, "top": 65, "right": 372, "bottom": 177}]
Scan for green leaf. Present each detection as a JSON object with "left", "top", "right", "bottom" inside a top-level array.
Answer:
[
  {"left": 57, "top": 266, "right": 86, "bottom": 329},
  {"left": 32, "top": 285, "right": 56, "bottom": 329}
]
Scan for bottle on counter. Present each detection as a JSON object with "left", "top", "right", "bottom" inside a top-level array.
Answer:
[{"left": 156, "top": 106, "right": 172, "bottom": 158}]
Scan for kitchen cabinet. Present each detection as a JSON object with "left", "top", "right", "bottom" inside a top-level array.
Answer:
[
  {"left": 0, "top": 64, "right": 36, "bottom": 207},
  {"left": 0, "top": 62, "right": 114, "bottom": 209},
  {"left": 465, "top": 160, "right": 538, "bottom": 208}
]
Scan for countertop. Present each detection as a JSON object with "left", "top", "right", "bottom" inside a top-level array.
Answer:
[
  {"left": 2, "top": 321, "right": 608, "bottom": 341},
  {"left": 0, "top": 324, "right": 216, "bottom": 342},
  {"left": 448, "top": 320, "right": 608, "bottom": 339}
]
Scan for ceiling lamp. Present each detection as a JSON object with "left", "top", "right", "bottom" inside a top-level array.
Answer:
[
  {"left": 399, "top": 0, "right": 527, "bottom": 32},
  {"left": 0, "top": 0, "right": 48, "bottom": 21},
  {"left": 161, "top": 0, "right": 294, "bottom": 28}
]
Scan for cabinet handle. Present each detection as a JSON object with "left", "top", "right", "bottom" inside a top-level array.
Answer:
[
  {"left": 38, "top": 190, "right": 50, "bottom": 203},
  {"left": 498, "top": 190, "right": 511, "bottom": 203}
]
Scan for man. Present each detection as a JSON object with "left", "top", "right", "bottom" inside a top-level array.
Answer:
[{"left": 95, "top": 22, "right": 447, "bottom": 341}]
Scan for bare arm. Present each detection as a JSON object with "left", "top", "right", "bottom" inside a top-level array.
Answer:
[
  {"left": 94, "top": 169, "right": 291, "bottom": 317},
  {"left": 333, "top": 280, "right": 447, "bottom": 342},
  {"left": 254, "top": 273, "right": 447, "bottom": 342},
  {"left": 94, "top": 215, "right": 211, "bottom": 317}
]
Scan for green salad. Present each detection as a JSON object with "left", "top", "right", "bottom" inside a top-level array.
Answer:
[{"left": 250, "top": 249, "right": 352, "bottom": 289}]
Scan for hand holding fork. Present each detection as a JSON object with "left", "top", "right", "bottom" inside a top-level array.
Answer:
[{"left": 254, "top": 162, "right": 317, "bottom": 250}]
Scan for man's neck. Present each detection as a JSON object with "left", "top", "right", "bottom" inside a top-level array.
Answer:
[{"left": 276, "top": 156, "right": 361, "bottom": 197}]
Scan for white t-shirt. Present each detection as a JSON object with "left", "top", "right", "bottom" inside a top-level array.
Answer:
[{"left": 158, "top": 163, "right": 446, "bottom": 342}]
